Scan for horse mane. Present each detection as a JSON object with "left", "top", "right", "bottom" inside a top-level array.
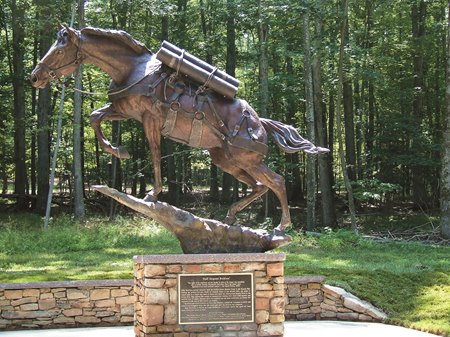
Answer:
[{"left": 81, "top": 27, "right": 152, "bottom": 55}]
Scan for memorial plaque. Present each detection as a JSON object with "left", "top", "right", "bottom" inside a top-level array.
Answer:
[{"left": 178, "top": 273, "right": 254, "bottom": 324}]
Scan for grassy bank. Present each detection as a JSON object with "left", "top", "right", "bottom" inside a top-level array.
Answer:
[{"left": 0, "top": 213, "right": 449, "bottom": 336}]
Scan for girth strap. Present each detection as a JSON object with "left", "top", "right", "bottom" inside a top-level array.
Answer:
[{"left": 189, "top": 95, "right": 206, "bottom": 147}]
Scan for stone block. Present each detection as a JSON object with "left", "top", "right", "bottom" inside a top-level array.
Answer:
[
  {"left": 169, "top": 287, "right": 177, "bottom": 304},
  {"left": 257, "top": 323, "right": 284, "bottom": 336},
  {"left": 116, "top": 295, "right": 134, "bottom": 305},
  {"left": 270, "top": 297, "right": 285, "bottom": 314},
  {"left": 202, "top": 263, "right": 222, "bottom": 273},
  {"left": 320, "top": 303, "right": 337, "bottom": 312},
  {"left": 343, "top": 295, "right": 369, "bottom": 314},
  {"left": 63, "top": 308, "right": 83, "bottom": 317},
  {"left": 224, "top": 263, "right": 242, "bottom": 273},
  {"left": 11, "top": 297, "right": 37, "bottom": 306},
  {"left": 166, "top": 264, "right": 182, "bottom": 273},
  {"left": 38, "top": 298, "right": 56, "bottom": 310},
  {"left": 241, "top": 262, "right": 265, "bottom": 271},
  {"left": 96, "top": 310, "right": 115, "bottom": 317},
  {"left": 337, "top": 312, "right": 359, "bottom": 320},
  {"left": 287, "top": 284, "right": 301, "bottom": 297},
  {"left": 20, "top": 303, "right": 39, "bottom": 311},
  {"left": 95, "top": 299, "right": 115, "bottom": 307},
  {"left": 67, "top": 289, "right": 88, "bottom": 300},
  {"left": 144, "top": 279, "right": 165, "bottom": 288},
  {"left": 320, "top": 311, "right": 337, "bottom": 318},
  {"left": 164, "top": 304, "right": 177, "bottom": 325},
  {"left": 111, "top": 289, "right": 129, "bottom": 297},
  {"left": 266, "top": 263, "right": 283, "bottom": 277},
  {"left": 144, "top": 264, "right": 166, "bottom": 277},
  {"left": 145, "top": 288, "right": 169, "bottom": 305},
  {"left": 4, "top": 290, "right": 23, "bottom": 300},
  {"left": 23, "top": 289, "right": 40, "bottom": 297},
  {"left": 255, "top": 283, "right": 273, "bottom": 291},
  {"left": 39, "top": 293, "right": 54, "bottom": 300},
  {"left": 91, "top": 289, "right": 110, "bottom": 300},
  {"left": 75, "top": 316, "right": 101, "bottom": 323},
  {"left": 322, "top": 285, "right": 346, "bottom": 299},
  {"left": 255, "top": 297, "right": 269, "bottom": 310},
  {"left": 183, "top": 264, "right": 202, "bottom": 273},
  {"left": 269, "top": 314, "right": 285, "bottom": 323},
  {"left": 142, "top": 304, "right": 164, "bottom": 326},
  {"left": 255, "top": 310, "right": 269, "bottom": 324},
  {"left": 302, "top": 289, "right": 319, "bottom": 297},
  {"left": 120, "top": 315, "right": 134, "bottom": 323}
]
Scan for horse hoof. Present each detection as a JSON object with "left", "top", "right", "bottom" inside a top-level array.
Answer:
[
  {"left": 224, "top": 215, "right": 237, "bottom": 225},
  {"left": 117, "top": 146, "right": 131, "bottom": 159},
  {"left": 273, "top": 227, "right": 285, "bottom": 236}
]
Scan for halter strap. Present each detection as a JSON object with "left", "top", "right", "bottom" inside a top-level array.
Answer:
[{"left": 38, "top": 32, "right": 84, "bottom": 82}]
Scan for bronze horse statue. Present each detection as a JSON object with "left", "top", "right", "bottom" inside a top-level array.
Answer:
[{"left": 31, "top": 25, "right": 328, "bottom": 232}]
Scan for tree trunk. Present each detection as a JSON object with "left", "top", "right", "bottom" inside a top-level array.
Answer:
[
  {"left": 258, "top": 0, "right": 272, "bottom": 218},
  {"left": 337, "top": 0, "right": 357, "bottom": 232},
  {"left": 313, "top": 18, "right": 336, "bottom": 228},
  {"left": 200, "top": 0, "right": 219, "bottom": 200},
  {"left": 73, "top": 0, "right": 85, "bottom": 221},
  {"left": 440, "top": 0, "right": 450, "bottom": 239},
  {"left": 11, "top": 0, "right": 27, "bottom": 210},
  {"left": 411, "top": 0, "right": 428, "bottom": 206},
  {"left": 303, "top": 9, "right": 317, "bottom": 231}
]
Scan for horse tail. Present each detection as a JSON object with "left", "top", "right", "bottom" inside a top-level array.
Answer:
[{"left": 260, "top": 118, "right": 330, "bottom": 154}]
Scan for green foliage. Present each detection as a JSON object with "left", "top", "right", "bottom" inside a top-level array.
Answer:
[{"left": 352, "top": 179, "right": 401, "bottom": 204}]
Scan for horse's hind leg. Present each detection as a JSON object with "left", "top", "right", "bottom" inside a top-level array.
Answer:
[
  {"left": 209, "top": 148, "right": 268, "bottom": 225},
  {"left": 244, "top": 163, "right": 291, "bottom": 232}
]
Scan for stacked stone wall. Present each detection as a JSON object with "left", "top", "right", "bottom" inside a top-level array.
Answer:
[
  {"left": 0, "top": 273, "right": 386, "bottom": 331},
  {"left": 285, "top": 276, "right": 386, "bottom": 322},
  {"left": 0, "top": 280, "right": 134, "bottom": 330}
]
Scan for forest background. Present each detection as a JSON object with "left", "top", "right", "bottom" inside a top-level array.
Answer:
[{"left": 1, "top": 0, "right": 450, "bottom": 238}]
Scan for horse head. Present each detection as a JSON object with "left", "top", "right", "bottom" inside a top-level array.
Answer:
[{"left": 31, "top": 24, "right": 83, "bottom": 88}]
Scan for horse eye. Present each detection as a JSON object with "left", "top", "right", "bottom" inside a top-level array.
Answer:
[{"left": 62, "top": 31, "right": 69, "bottom": 37}]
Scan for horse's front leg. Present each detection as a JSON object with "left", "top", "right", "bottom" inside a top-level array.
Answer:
[
  {"left": 89, "top": 104, "right": 131, "bottom": 159},
  {"left": 142, "top": 115, "right": 163, "bottom": 202}
]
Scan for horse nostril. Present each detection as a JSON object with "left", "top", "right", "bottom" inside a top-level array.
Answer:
[{"left": 31, "top": 74, "right": 38, "bottom": 83}]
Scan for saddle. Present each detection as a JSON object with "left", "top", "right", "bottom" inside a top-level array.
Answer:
[{"left": 107, "top": 43, "right": 268, "bottom": 157}]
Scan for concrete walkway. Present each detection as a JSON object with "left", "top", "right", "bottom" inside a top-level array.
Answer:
[{"left": 0, "top": 321, "right": 441, "bottom": 337}]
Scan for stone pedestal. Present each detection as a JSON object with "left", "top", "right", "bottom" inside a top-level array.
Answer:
[{"left": 133, "top": 253, "right": 286, "bottom": 337}]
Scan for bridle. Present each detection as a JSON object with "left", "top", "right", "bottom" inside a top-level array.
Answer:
[{"left": 37, "top": 31, "right": 84, "bottom": 83}]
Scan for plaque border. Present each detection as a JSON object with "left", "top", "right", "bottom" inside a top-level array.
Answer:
[{"left": 177, "top": 272, "right": 255, "bottom": 325}]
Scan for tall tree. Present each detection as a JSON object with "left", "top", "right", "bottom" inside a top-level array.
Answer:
[
  {"left": 313, "top": 17, "right": 336, "bottom": 228},
  {"left": 73, "top": 0, "right": 85, "bottom": 221},
  {"left": 410, "top": 0, "right": 428, "bottom": 206},
  {"left": 221, "top": 0, "right": 237, "bottom": 203},
  {"left": 342, "top": 7, "right": 356, "bottom": 182},
  {"left": 303, "top": 6, "right": 317, "bottom": 230},
  {"left": 337, "top": 0, "right": 357, "bottom": 231},
  {"left": 440, "top": 0, "right": 450, "bottom": 239},
  {"left": 11, "top": 0, "right": 27, "bottom": 209},
  {"left": 34, "top": 1, "right": 52, "bottom": 215}
]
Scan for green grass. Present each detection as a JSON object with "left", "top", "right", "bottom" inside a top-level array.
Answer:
[
  {"left": 0, "top": 213, "right": 449, "bottom": 336},
  {"left": 0, "top": 213, "right": 182, "bottom": 282},
  {"left": 281, "top": 230, "right": 450, "bottom": 336}
]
